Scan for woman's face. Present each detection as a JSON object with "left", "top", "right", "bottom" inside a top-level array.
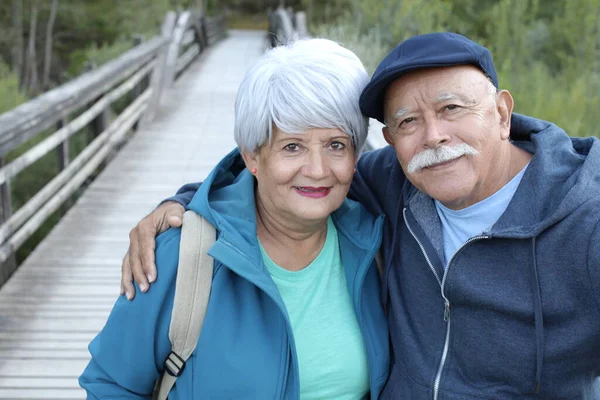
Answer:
[{"left": 244, "top": 127, "right": 356, "bottom": 226}]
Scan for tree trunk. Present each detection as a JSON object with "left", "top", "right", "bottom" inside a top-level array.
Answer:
[
  {"left": 12, "top": 0, "right": 24, "bottom": 84},
  {"left": 23, "top": 1, "right": 39, "bottom": 95},
  {"left": 42, "top": 0, "right": 58, "bottom": 90}
]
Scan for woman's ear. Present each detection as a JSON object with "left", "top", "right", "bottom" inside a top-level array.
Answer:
[{"left": 241, "top": 151, "right": 259, "bottom": 173}]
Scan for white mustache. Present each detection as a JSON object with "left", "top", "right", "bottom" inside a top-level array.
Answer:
[{"left": 407, "top": 144, "right": 479, "bottom": 174}]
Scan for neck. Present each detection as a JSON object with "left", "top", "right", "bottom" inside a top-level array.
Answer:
[
  {"left": 493, "top": 142, "right": 532, "bottom": 192},
  {"left": 255, "top": 191, "right": 328, "bottom": 272}
]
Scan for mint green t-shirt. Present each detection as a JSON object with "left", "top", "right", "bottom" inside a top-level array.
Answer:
[{"left": 259, "top": 217, "right": 370, "bottom": 400}]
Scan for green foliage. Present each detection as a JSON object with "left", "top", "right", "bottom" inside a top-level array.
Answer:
[
  {"left": 227, "top": 12, "right": 269, "bottom": 30},
  {"left": 66, "top": 38, "right": 132, "bottom": 78},
  {"left": 313, "top": 23, "right": 387, "bottom": 74},
  {"left": 318, "top": 0, "right": 600, "bottom": 138},
  {"left": 0, "top": 60, "right": 28, "bottom": 114},
  {"left": 349, "top": 0, "right": 451, "bottom": 44}
]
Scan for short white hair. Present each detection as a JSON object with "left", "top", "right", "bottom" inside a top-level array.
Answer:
[{"left": 234, "top": 38, "right": 369, "bottom": 154}]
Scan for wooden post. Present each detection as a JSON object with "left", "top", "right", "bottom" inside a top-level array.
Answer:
[
  {"left": 295, "top": 11, "right": 308, "bottom": 38},
  {"left": 141, "top": 12, "right": 176, "bottom": 127},
  {"left": 84, "top": 61, "right": 108, "bottom": 144},
  {"left": 163, "top": 12, "right": 191, "bottom": 94},
  {"left": 197, "top": 0, "right": 207, "bottom": 51},
  {"left": 56, "top": 118, "right": 71, "bottom": 211},
  {"left": 267, "top": 8, "right": 276, "bottom": 48},
  {"left": 132, "top": 35, "right": 144, "bottom": 99},
  {"left": 131, "top": 35, "right": 144, "bottom": 130},
  {"left": 195, "top": 11, "right": 208, "bottom": 52},
  {"left": 0, "top": 156, "right": 16, "bottom": 288},
  {"left": 286, "top": 7, "right": 295, "bottom": 30},
  {"left": 56, "top": 118, "right": 69, "bottom": 171}
]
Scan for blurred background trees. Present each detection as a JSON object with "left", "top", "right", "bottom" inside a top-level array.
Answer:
[
  {"left": 311, "top": 0, "right": 600, "bottom": 138},
  {"left": 3, "top": 0, "right": 598, "bottom": 133}
]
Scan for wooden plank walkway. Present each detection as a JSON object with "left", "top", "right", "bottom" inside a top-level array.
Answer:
[{"left": 0, "top": 29, "right": 267, "bottom": 399}]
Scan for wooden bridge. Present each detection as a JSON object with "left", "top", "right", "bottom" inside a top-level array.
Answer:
[{"left": 0, "top": 7, "right": 318, "bottom": 399}]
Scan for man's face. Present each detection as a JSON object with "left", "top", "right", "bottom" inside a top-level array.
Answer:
[{"left": 382, "top": 66, "right": 513, "bottom": 209}]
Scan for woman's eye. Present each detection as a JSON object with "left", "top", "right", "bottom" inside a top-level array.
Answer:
[
  {"left": 330, "top": 141, "right": 346, "bottom": 150},
  {"left": 284, "top": 143, "right": 300, "bottom": 152}
]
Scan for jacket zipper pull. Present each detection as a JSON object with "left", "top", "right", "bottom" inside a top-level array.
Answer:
[{"left": 444, "top": 300, "right": 451, "bottom": 322}]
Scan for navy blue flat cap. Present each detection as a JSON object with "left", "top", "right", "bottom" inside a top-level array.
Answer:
[{"left": 359, "top": 32, "right": 498, "bottom": 123}]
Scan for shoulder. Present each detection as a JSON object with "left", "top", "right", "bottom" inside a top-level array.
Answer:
[
  {"left": 350, "top": 146, "right": 406, "bottom": 216},
  {"left": 156, "top": 226, "right": 182, "bottom": 252},
  {"left": 357, "top": 146, "right": 399, "bottom": 174}
]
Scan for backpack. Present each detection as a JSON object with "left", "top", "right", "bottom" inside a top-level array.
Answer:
[{"left": 152, "top": 211, "right": 216, "bottom": 400}]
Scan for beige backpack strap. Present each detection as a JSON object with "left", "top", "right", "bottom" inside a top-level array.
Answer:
[{"left": 154, "top": 211, "right": 216, "bottom": 400}]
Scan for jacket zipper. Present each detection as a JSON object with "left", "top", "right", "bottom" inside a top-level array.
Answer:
[
  {"left": 402, "top": 207, "right": 489, "bottom": 400},
  {"left": 219, "top": 239, "right": 299, "bottom": 400}
]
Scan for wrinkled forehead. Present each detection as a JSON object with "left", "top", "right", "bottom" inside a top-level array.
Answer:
[{"left": 383, "top": 65, "right": 490, "bottom": 114}]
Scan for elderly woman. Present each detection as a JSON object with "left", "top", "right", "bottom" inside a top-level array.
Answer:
[{"left": 79, "top": 38, "right": 389, "bottom": 399}]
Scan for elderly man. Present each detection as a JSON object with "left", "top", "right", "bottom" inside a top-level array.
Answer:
[{"left": 121, "top": 33, "right": 600, "bottom": 399}]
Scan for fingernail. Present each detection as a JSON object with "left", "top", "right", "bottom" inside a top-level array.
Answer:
[
  {"left": 140, "top": 283, "right": 147, "bottom": 292},
  {"left": 126, "top": 292, "right": 132, "bottom": 300},
  {"left": 147, "top": 274, "right": 155, "bottom": 283}
]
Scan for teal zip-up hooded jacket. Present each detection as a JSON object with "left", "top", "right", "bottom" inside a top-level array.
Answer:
[{"left": 79, "top": 149, "right": 390, "bottom": 399}]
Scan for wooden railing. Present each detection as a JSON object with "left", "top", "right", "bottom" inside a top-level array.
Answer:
[
  {"left": 0, "top": 10, "right": 227, "bottom": 284},
  {"left": 268, "top": 6, "right": 309, "bottom": 47}
]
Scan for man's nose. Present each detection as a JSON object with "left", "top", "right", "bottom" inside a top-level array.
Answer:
[{"left": 422, "top": 118, "right": 451, "bottom": 149}]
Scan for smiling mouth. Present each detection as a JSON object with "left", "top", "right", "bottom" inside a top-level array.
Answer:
[{"left": 293, "top": 186, "right": 331, "bottom": 198}]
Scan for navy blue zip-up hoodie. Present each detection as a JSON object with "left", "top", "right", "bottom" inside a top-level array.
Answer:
[
  {"left": 350, "top": 113, "right": 600, "bottom": 399},
  {"left": 169, "top": 114, "right": 600, "bottom": 399}
]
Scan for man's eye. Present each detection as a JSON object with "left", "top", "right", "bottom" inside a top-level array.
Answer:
[
  {"left": 444, "top": 104, "right": 460, "bottom": 111},
  {"left": 330, "top": 141, "right": 346, "bottom": 150},
  {"left": 399, "top": 117, "right": 415, "bottom": 127},
  {"left": 284, "top": 143, "right": 300, "bottom": 152}
]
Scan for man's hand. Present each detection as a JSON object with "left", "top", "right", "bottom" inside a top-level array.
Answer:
[{"left": 120, "top": 201, "right": 185, "bottom": 300}]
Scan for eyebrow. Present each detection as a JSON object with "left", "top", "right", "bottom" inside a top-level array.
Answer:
[
  {"left": 436, "top": 92, "right": 477, "bottom": 105},
  {"left": 391, "top": 108, "right": 411, "bottom": 122}
]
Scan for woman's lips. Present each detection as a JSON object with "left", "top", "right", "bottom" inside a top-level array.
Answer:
[{"left": 293, "top": 186, "right": 331, "bottom": 198}]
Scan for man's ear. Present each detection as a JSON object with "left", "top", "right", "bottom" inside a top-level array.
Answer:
[
  {"left": 496, "top": 90, "right": 514, "bottom": 140},
  {"left": 382, "top": 126, "right": 394, "bottom": 146}
]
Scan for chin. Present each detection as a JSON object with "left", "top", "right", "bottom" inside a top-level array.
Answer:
[
  {"left": 292, "top": 203, "right": 337, "bottom": 222},
  {"left": 425, "top": 184, "right": 474, "bottom": 208},
  {"left": 294, "top": 209, "right": 333, "bottom": 222}
]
